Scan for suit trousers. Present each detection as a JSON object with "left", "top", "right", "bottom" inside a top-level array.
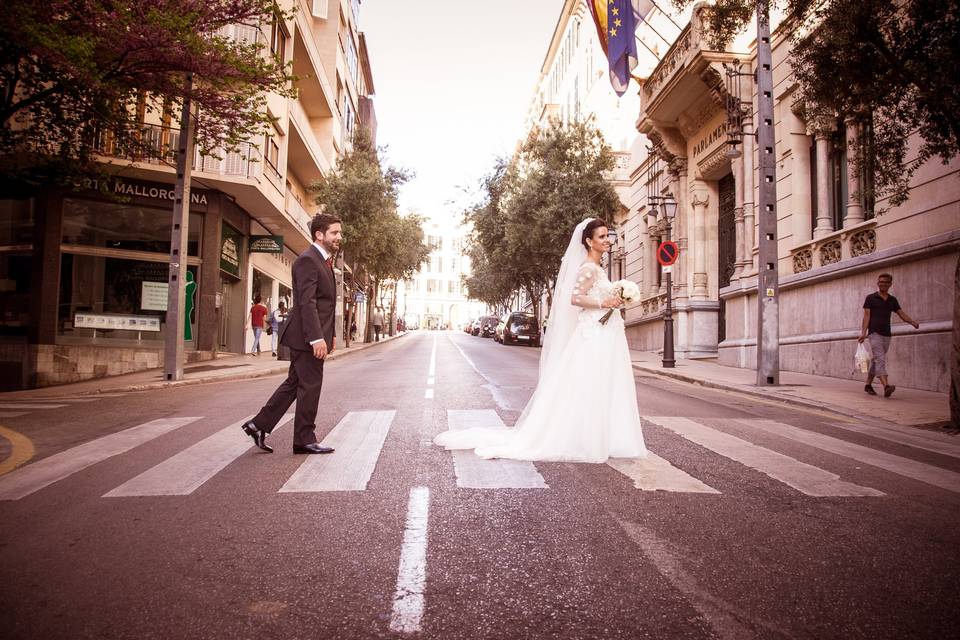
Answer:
[{"left": 252, "top": 348, "right": 324, "bottom": 447}]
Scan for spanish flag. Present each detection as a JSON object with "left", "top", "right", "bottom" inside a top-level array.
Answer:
[{"left": 588, "top": 0, "right": 644, "bottom": 96}]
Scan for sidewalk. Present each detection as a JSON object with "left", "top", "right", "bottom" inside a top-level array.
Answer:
[
  {"left": 3, "top": 333, "right": 409, "bottom": 398},
  {"left": 629, "top": 349, "right": 950, "bottom": 428}
]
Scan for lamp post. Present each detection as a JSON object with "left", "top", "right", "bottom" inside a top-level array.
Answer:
[
  {"left": 606, "top": 227, "right": 618, "bottom": 279},
  {"left": 661, "top": 196, "right": 677, "bottom": 368}
]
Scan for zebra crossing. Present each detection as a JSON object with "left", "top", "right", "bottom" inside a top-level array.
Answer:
[{"left": 1, "top": 408, "right": 959, "bottom": 501}]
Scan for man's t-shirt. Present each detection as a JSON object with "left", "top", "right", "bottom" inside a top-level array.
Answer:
[
  {"left": 250, "top": 304, "right": 268, "bottom": 328},
  {"left": 863, "top": 292, "right": 901, "bottom": 336}
]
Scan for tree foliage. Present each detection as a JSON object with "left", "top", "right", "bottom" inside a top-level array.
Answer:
[
  {"left": 0, "top": 0, "right": 295, "bottom": 192},
  {"left": 672, "top": 0, "right": 959, "bottom": 208},
  {"left": 464, "top": 119, "right": 621, "bottom": 317}
]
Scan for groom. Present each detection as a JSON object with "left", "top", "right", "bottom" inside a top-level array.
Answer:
[{"left": 241, "top": 213, "right": 342, "bottom": 454}]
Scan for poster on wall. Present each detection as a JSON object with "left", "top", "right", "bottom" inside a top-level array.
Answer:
[
  {"left": 74, "top": 313, "right": 161, "bottom": 332},
  {"left": 141, "top": 281, "right": 169, "bottom": 311},
  {"left": 220, "top": 223, "right": 242, "bottom": 278}
]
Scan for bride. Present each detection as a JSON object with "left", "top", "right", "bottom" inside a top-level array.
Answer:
[{"left": 434, "top": 218, "right": 647, "bottom": 463}]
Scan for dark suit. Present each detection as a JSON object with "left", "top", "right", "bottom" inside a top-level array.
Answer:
[{"left": 251, "top": 246, "right": 336, "bottom": 447}]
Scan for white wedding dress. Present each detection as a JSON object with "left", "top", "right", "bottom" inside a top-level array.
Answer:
[{"left": 434, "top": 222, "right": 646, "bottom": 463}]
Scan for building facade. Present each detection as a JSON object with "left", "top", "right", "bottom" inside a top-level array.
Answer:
[
  {"left": 397, "top": 217, "right": 486, "bottom": 331},
  {"left": 0, "top": 0, "right": 375, "bottom": 389},
  {"left": 620, "top": 3, "right": 957, "bottom": 393}
]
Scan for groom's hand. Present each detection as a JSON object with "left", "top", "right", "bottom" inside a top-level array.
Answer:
[
  {"left": 329, "top": 337, "right": 336, "bottom": 355},
  {"left": 313, "top": 339, "right": 328, "bottom": 360}
]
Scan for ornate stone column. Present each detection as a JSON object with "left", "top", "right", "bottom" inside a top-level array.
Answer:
[
  {"left": 668, "top": 157, "right": 689, "bottom": 299},
  {"left": 813, "top": 125, "right": 834, "bottom": 239},
  {"left": 643, "top": 213, "right": 659, "bottom": 297},
  {"left": 741, "top": 119, "right": 756, "bottom": 274},
  {"left": 844, "top": 117, "right": 865, "bottom": 225},
  {"left": 788, "top": 105, "right": 813, "bottom": 244},
  {"left": 691, "top": 188, "right": 709, "bottom": 299}
]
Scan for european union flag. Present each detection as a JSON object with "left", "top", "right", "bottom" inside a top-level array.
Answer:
[{"left": 606, "top": 0, "right": 639, "bottom": 96}]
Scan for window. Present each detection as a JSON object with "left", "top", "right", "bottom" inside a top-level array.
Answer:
[
  {"left": 311, "top": 0, "right": 328, "bottom": 19},
  {"left": 346, "top": 32, "right": 359, "bottom": 85},
  {"left": 270, "top": 15, "right": 287, "bottom": 62},
  {"left": 62, "top": 198, "right": 202, "bottom": 256},
  {"left": 451, "top": 257, "right": 458, "bottom": 273},
  {"left": 265, "top": 132, "right": 280, "bottom": 174},
  {"left": 437, "top": 256, "right": 443, "bottom": 273},
  {"left": 447, "top": 280, "right": 456, "bottom": 294}
]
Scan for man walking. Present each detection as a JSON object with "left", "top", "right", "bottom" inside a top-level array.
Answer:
[
  {"left": 241, "top": 214, "right": 342, "bottom": 454},
  {"left": 858, "top": 272, "right": 920, "bottom": 398},
  {"left": 372, "top": 307, "right": 384, "bottom": 342},
  {"left": 248, "top": 294, "right": 268, "bottom": 355}
]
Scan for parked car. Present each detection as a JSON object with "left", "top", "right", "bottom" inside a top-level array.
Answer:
[
  {"left": 470, "top": 318, "right": 482, "bottom": 336},
  {"left": 499, "top": 312, "right": 541, "bottom": 347},
  {"left": 463, "top": 320, "right": 475, "bottom": 334},
  {"left": 494, "top": 314, "right": 508, "bottom": 343},
  {"left": 479, "top": 315, "right": 499, "bottom": 338}
]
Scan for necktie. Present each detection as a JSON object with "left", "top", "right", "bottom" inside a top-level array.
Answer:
[{"left": 326, "top": 257, "right": 334, "bottom": 269}]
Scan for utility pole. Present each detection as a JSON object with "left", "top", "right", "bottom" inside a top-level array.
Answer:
[
  {"left": 164, "top": 74, "right": 196, "bottom": 381},
  {"left": 754, "top": 0, "right": 779, "bottom": 386}
]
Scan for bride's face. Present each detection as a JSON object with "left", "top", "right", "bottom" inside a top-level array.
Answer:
[{"left": 587, "top": 226, "right": 611, "bottom": 253}]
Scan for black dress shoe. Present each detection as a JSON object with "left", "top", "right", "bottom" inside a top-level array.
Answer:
[
  {"left": 293, "top": 443, "right": 334, "bottom": 454},
  {"left": 241, "top": 421, "right": 273, "bottom": 453}
]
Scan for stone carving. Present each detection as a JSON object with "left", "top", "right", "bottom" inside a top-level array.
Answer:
[
  {"left": 793, "top": 248, "right": 812, "bottom": 273},
  {"left": 850, "top": 229, "right": 876, "bottom": 257},
  {"left": 819, "top": 239, "right": 842, "bottom": 266},
  {"left": 700, "top": 66, "right": 727, "bottom": 109},
  {"left": 697, "top": 145, "right": 729, "bottom": 179},
  {"left": 645, "top": 28, "right": 692, "bottom": 99}
]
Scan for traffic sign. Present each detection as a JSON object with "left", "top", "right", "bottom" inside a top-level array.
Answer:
[{"left": 657, "top": 241, "right": 679, "bottom": 266}]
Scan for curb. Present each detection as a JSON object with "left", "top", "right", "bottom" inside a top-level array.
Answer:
[
  {"left": 53, "top": 333, "right": 410, "bottom": 396},
  {"left": 630, "top": 362, "right": 920, "bottom": 426}
]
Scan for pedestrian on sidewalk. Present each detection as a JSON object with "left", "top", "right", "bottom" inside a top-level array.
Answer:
[
  {"left": 858, "top": 272, "right": 920, "bottom": 398},
  {"left": 248, "top": 295, "right": 269, "bottom": 355},
  {"left": 373, "top": 307, "right": 384, "bottom": 342},
  {"left": 241, "top": 213, "right": 341, "bottom": 455},
  {"left": 268, "top": 301, "right": 288, "bottom": 357}
]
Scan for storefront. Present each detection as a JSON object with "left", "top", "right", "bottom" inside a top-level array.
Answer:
[{"left": 0, "top": 176, "right": 268, "bottom": 389}]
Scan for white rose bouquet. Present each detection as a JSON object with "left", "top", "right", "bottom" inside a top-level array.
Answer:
[{"left": 599, "top": 279, "right": 641, "bottom": 325}]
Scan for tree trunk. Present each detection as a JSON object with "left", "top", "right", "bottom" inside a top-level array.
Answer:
[
  {"left": 951, "top": 251, "right": 959, "bottom": 428},
  {"left": 389, "top": 288, "right": 397, "bottom": 336}
]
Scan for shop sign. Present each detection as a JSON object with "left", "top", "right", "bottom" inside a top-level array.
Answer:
[
  {"left": 75, "top": 313, "right": 161, "bottom": 332},
  {"left": 249, "top": 235, "right": 284, "bottom": 253},
  {"left": 354, "top": 292, "right": 365, "bottom": 303},
  {"left": 79, "top": 177, "right": 209, "bottom": 206},
  {"left": 141, "top": 281, "right": 169, "bottom": 311},
  {"left": 220, "top": 223, "right": 242, "bottom": 278}
]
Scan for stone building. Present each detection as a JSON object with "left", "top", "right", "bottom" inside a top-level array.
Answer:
[
  {"left": 621, "top": 3, "right": 957, "bottom": 392},
  {"left": 0, "top": 0, "right": 377, "bottom": 389}
]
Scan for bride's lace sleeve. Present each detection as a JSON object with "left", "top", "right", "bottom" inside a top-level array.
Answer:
[{"left": 571, "top": 264, "right": 602, "bottom": 308}]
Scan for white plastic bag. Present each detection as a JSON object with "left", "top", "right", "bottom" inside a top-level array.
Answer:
[{"left": 854, "top": 341, "right": 872, "bottom": 374}]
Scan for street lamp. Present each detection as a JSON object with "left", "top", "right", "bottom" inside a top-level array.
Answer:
[
  {"left": 661, "top": 195, "right": 677, "bottom": 368},
  {"left": 606, "top": 227, "right": 618, "bottom": 279}
]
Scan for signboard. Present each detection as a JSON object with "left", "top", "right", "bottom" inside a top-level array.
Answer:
[
  {"left": 249, "top": 235, "right": 284, "bottom": 253},
  {"left": 220, "top": 223, "right": 242, "bottom": 278},
  {"left": 75, "top": 313, "right": 161, "bottom": 332},
  {"left": 657, "top": 241, "right": 679, "bottom": 266},
  {"left": 354, "top": 291, "right": 366, "bottom": 303},
  {"left": 141, "top": 281, "right": 169, "bottom": 311}
]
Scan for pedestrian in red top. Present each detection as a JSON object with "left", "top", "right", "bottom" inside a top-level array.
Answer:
[{"left": 249, "top": 294, "right": 269, "bottom": 355}]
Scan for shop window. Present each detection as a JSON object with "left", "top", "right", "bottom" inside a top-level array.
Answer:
[
  {"left": 58, "top": 254, "right": 199, "bottom": 344},
  {"left": 0, "top": 254, "right": 31, "bottom": 336},
  {"left": 62, "top": 198, "right": 202, "bottom": 256},
  {"left": 0, "top": 199, "right": 34, "bottom": 245}
]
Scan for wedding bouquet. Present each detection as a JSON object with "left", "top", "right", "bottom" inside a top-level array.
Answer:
[{"left": 599, "top": 279, "right": 641, "bottom": 325}]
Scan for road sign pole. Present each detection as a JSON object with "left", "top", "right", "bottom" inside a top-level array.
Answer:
[{"left": 659, "top": 236, "right": 677, "bottom": 368}]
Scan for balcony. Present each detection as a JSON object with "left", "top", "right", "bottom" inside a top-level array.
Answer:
[
  {"left": 288, "top": 97, "right": 332, "bottom": 185},
  {"left": 285, "top": 187, "right": 314, "bottom": 238}
]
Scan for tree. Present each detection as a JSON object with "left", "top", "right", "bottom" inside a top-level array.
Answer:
[
  {"left": 0, "top": 0, "right": 295, "bottom": 193},
  {"left": 672, "top": 0, "right": 960, "bottom": 423},
  {"left": 310, "top": 126, "right": 421, "bottom": 344},
  {"left": 465, "top": 118, "right": 621, "bottom": 322}
]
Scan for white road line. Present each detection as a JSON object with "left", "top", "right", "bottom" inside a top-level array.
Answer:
[
  {"left": 608, "top": 454, "right": 720, "bottom": 493},
  {"left": 644, "top": 417, "right": 884, "bottom": 497},
  {"left": 427, "top": 377, "right": 435, "bottom": 386},
  {"left": 825, "top": 421, "right": 960, "bottom": 459},
  {"left": 29, "top": 398, "right": 98, "bottom": 403},
  {"left": 446, "top": 410, "right": 547, "bottom": 489},
  {"left": 0, "top": 417, "right": 200, "bottom": 500},
  {"left": 0, "top": 403, "right": 68, "bottom": 410},
  {"left": 424, "top": 389, "right": 434, "bottom": 399},
  {"left": 104, "top": 414, "right": 292, "bottom": 497},
  {"left": 389, "top": 486, "right": 430, "bottom": 635},
  {"left": 428, "top": 335, "right": 437, "bottom": 377},
  {"left": 279, "top": 411, "right": 395, "bottom": 492},
  {"left": 0, "top": 412, "right": 27, "bottom": 419},
  {"left": 734, "top": 418, "right": 960, "bottom": 494},
  {"left": 447, "top": 333, "right": 485, "bottom": 379}
]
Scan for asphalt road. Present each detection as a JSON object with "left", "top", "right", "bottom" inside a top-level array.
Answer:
[{"left": 0, "top": 331, "right": 958, "bottom": 639}]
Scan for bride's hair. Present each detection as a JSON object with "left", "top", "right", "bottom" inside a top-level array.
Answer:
[{"left": 581, "top": 218, "right": 608, "bottom": 249}]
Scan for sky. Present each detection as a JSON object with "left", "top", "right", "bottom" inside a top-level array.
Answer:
[{"left": 360, "top": 0, "right": 562, "bottom": 223}]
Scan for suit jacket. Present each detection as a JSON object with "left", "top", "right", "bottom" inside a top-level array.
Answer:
[{"left": 278, "top": 247, "right": 336, "bottom": 351}]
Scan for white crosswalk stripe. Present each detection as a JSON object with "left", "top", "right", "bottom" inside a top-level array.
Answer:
[
  {"left": 0, "top": 417, "right": 200, "bottom": 500},
  {"left": 608, "top": 454, "right": 720, "bottom": 494},
  {"left": 731, "top": 418, "right": 960, "bottom": 494},
  {"left": 279, "top": 411, "right": 395, "bottom": 492},
  {"left": 445, "top": 410, "right": 548, "bottom": 489},
  {"left": 643, "top": 416, "right": 884, "bottom": 497},
  {"left": 0, "top": 403, "right": 68, "bottom": 410},
  {"left": 105, "top": 414, "right": 292, "bottom": 497}
]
